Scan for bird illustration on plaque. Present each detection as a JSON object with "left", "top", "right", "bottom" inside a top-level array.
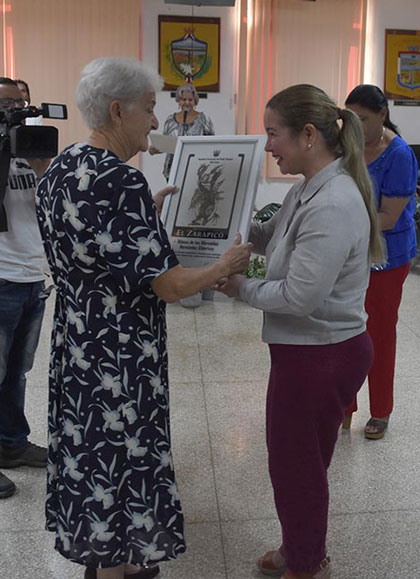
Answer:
[
  {"left": 172, "top": 153, "right": 241, "bottom": 241},
  {"left": 160, "top": 136, "right": 266, "bottom": 269}
]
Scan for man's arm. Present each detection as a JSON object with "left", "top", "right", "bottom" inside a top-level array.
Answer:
[{"left": 28, "top": 158, "right": 51, "bottom": 179}]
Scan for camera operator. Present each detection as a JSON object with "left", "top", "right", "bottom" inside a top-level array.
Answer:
[
  {"left": 0, "top": 77, "right": 49, "bottom": 499},
  {"left": 15, "top": 79, "right": 43, "bottom": 126}
]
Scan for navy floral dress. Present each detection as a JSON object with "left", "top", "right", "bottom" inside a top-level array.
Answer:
[{"left": 36, "top": 144, "right": 185, "bottom": 568}]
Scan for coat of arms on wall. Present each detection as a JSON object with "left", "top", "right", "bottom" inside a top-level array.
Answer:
[
  {"left": 385, "top": 29, "right": 420, "bottom": 100},
  {"left": 158, "top": 15, "right": 220, "bottom": 92}
]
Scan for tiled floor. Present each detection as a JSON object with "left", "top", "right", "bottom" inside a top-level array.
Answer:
[{"left": 1, "top": 273, "right": 420, "bottom": 578}]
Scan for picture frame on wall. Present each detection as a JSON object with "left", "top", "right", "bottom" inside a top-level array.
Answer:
[
  {"left": 158, "top": 15, "right": 221, "bottom": 92},
  {"left": 160, "top": 135, "right": 266, "bottom": 268},
  {"left": 384, "top": 29, "right": 420, "bottom": 100}
]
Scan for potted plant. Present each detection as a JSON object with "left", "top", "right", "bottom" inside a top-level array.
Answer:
[{"left": 245, "top": 203, "right": 281, "bottom": 279}]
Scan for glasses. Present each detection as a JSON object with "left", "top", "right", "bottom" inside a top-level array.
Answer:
[{"left": 0, "top": 97, "right": 26, "bottom": 109}]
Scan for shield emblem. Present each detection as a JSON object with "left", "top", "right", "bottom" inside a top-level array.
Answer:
[
  {"left": 171, "top": 32, "right": 208, "bottom": 79},
  {"left": 397, "top": 51, "right": 420, "bottom": 90}
]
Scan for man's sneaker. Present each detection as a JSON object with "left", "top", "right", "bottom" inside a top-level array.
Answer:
[
  {"left": 0, "top": 471, "right": 16, "bottom": 498},
  {"left": 0, "top": 441, "right": 47, "bottom": 468}
]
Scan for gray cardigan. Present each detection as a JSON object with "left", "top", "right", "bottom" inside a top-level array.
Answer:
[{"left": 240, "top": 158, "right": 371, "bottom": 345}]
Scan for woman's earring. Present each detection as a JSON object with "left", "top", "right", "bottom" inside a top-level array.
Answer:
[{"left": 308, "top": 143, "right": 313, "bottom": 149}]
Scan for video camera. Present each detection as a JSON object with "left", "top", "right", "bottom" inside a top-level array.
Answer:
[
  {"left": 0, "top": 102, "right": 67, "bottom": 232},
  {"left": 0, "top": 102, "right": 67, "bottom": 158}
]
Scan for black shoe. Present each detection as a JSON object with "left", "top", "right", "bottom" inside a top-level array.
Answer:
[
  {"left": 84, "top": 565, "right": 160, "bottom": 578},
  {"left": 0, "top": 441, "right": 47, "bottom": 468},
  {"left": 126, "top": 567, "right": 160, "bottom": 579},
  {"left": 0, "top": 471, "right": 16, "bottom": 498}
]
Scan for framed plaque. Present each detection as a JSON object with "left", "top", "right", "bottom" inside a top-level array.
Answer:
[
  {"left": 158, "top": 15, "right": 221, "bottom": 92},
  {"left": 385, "top": 29, "right": 420, "bottom": 100},
  {"left": 160, "top": 135, "right": 266, "bottom": 268}
]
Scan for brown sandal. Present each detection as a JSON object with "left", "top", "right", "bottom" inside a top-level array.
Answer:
[
  {"left": 364, "top": 417, "right": 389, "bottom": 440},
  {"left": 282, "top": 556, "right": 332, "bottom": 578},
  {"left": 257, "top": 548, "right": 287, "bottom": 576}
]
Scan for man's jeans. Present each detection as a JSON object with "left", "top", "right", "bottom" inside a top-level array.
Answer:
[{"left": 0, "top": 280, "right": 46, "bottom": 448}]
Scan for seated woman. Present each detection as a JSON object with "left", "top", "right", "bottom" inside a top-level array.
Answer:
[{"left": 36, "top": 57, "right": 251, "bottom": 579}]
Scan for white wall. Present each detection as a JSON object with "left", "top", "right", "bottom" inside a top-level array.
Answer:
[
  {"left": 140, "top": 0, "right": 239, "bottom": 194},
  {"left": 139, "top": 0, "right": 293, "bottom": 208},
  {"left": 365, "top": 0, "right": 420, "bottom": 145},
  {"left": 141, "top": 0, "right": 420, "bottom": 208}
]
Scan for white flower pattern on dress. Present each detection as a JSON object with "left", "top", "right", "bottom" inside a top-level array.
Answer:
[
  {"left": 75, "top": 161, "right": 95, "bottom": 191},
  {"left": 63, "top": 455, "right": 84, "bottom": 481},
  {"left": 63, "top": 199, "right": 85, "bottom": 231},
  {"left": 36, "top": 144, "right": 185, "bottom": 569},
  {"left": 100, "top": 373, "right": 122, "bottom": 398},
  {"left": 95, "top": 231, "right": 122, "bottom": 256}
]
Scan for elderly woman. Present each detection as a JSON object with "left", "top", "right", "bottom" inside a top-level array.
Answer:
[
  {"left": 149, "top": 83, "right": 214, "bottom": 181},
  {"left": 35, "top": 57, "right": 251, "bottom": 579}
]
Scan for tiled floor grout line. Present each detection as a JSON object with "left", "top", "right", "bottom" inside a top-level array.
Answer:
[{"left": 193, "top": 308, "right": 230, "bottom": 579}]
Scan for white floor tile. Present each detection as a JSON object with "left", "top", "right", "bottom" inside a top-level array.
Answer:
[{"left": 1, "top": 272, "right": 420, "bottom": 578}]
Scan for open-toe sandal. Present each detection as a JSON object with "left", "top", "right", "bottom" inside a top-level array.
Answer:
[
  {"left": 311, "top": 556, "right": 332, "bottom": 578},
  {"left": 364, "top": 417, "right": 388, "bottom": 440},
  {"left": 257, "top": 548, "right": 287, "bottom": 576}
]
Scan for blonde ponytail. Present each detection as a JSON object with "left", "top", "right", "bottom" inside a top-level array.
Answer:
[
  {"left": 338, "top": 108, "right": 384, "bottom": 264},
  {"left": 267, "top": 84, "right": 384, "bottom": 265}
]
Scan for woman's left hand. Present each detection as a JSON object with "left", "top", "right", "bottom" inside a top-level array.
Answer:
[
  {"left": 153, "top": 186, "right": 178, "bottom": 215},
  {"left": 214, "top": 274, "right": 245, "bottom": 298}
]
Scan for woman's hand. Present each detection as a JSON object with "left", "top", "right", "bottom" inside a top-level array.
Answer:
[
  {"left": 220, "top": 233, "right": 253, "bottom": 275},
  {"left": 215, "top": 274, "right": 245, "bottom": 298},
  {"left": 149, "top": 145, "right": 161, "bottom": 155},
  {"left": 153, "top": 186, "right": 178, "bottom": 216},
  {"left": 151, "top": 233, "right": 250, "bottom": 303}
]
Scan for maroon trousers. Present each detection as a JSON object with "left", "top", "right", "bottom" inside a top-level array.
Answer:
[
  {"left": 346, "top": 263, "right": 410, "bottom": 418},
  {"left": 267, "top": 332, "right": 373, "bottom": 573}
]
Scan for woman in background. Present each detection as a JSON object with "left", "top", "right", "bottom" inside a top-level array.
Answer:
[
  {"left": 150, "top": 83, "right": 216, "bottom": 307},
  {"left": 149, "top": 83, "right": 214, "bottom": 181},
  {"left": 344, "top": 84, "right": 418, "bottom": 439},
  {"left": 217, "top": 84, "right": 383, "bottom": 578}
]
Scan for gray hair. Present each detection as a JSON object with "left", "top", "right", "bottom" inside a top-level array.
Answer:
[
  {"left": 175, "top": 83, "right": 199, "bottom": 106},
  {"left": 76, "top": 57, "right": 163, "bottom": 129}
]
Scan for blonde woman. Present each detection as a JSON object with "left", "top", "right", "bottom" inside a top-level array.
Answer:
[{"left": 217, "top": 84, "right": 383, "bottom": 579}]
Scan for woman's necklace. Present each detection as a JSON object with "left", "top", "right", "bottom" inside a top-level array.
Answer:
[
  {"left": 370, "top": 126, "right": 385, "bottom": 148},
  {"left": 365, "top": 127, "right": 386, "bottom": 164}
]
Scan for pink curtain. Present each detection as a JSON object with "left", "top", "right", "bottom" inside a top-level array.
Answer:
[
  {"left": 237, "top": 0, "right": 366, "bottom": 177},
  {"left": 0, "top": 0, "right": 141, "bottom": 154}
]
